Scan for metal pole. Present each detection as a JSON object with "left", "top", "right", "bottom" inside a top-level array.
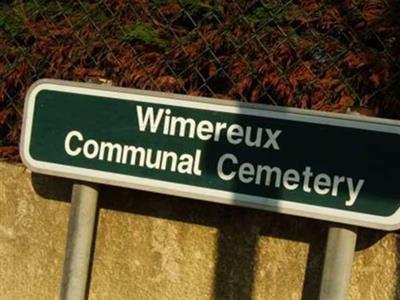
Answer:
[
  {"left": 59, "top": 78, "right": 110, "bottom": 300},
  {"left": 319, "top": 225, "right": 357, "bottom": 300},
  {"left": 59, "top": 182, "right": 99, "bottom": 300},
  {"left": 318, "top": 106, "right": 375, "bottom": 300}
]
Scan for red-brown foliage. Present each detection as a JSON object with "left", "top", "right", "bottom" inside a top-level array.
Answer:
[{"left": 0, "top": 0, "right": 399, "bottom": 161}]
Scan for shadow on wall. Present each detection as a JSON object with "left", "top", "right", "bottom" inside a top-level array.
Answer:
[{"left": 31, "top": 173, "right": 386, "bottom": 300}]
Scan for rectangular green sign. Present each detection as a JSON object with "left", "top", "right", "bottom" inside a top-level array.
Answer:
[{"left": 21, "top": 79, "right": 400, "bottom": 230}]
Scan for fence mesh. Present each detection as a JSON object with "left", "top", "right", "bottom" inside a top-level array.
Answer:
[{"left": 1, "top": 0, "right": 400, "bottom": 161}]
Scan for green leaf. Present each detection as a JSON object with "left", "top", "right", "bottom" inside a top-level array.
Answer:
[{"left": 123, "top": 22, "right": 168, "bottom": 48}]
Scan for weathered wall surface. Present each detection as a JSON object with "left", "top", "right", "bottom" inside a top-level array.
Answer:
[{"left": 0, "top": 162, "right": 399, "bottom": 300}]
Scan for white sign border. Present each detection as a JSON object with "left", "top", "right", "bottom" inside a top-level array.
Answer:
[{"left": 20, "top": 79, "right": 400, "bottom": 230}]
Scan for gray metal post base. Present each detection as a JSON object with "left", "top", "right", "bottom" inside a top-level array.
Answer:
[
  {"left": 59, "top": 183, "right": 99, "bottom": 300},
  {"left": 319, "top": 225, "right": 358, "bottom": 300}
]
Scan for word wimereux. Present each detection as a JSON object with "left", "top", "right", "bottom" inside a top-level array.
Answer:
[{"left": 64, "top": 105, "right": 365, "bottom": 207}]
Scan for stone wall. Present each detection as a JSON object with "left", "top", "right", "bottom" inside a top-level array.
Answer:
[{"left": 0, "top": 162, "right": 399, "bottom": 299}]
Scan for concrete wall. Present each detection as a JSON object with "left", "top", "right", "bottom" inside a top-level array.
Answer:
[{"left": 1, "top": 161, "right": 399, "bottom": 299}]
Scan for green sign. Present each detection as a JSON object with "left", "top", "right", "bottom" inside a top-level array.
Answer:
[{"left": 21, "top": 79, "right": 400, "bottom": 230}]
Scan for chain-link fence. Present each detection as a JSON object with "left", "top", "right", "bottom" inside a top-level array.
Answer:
[{"left": 1, "top": 0, "right": 400, "bottom": 161}]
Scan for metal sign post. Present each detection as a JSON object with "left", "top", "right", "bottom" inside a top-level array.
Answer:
[
  {"left": 319, "top": 108, "right": 376, "bottom": 300},
  {"left": 19, "top": 79, "right": 400, "bottom": 298},
  {"left": 59, "top": 79, "right": 111, "bottom": 300},
  {"left": 59, "top": 183, "right": 99, "bottom": 300},
  {"left": 319, "top": 225, "right": 357, "bottom": 300}
]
